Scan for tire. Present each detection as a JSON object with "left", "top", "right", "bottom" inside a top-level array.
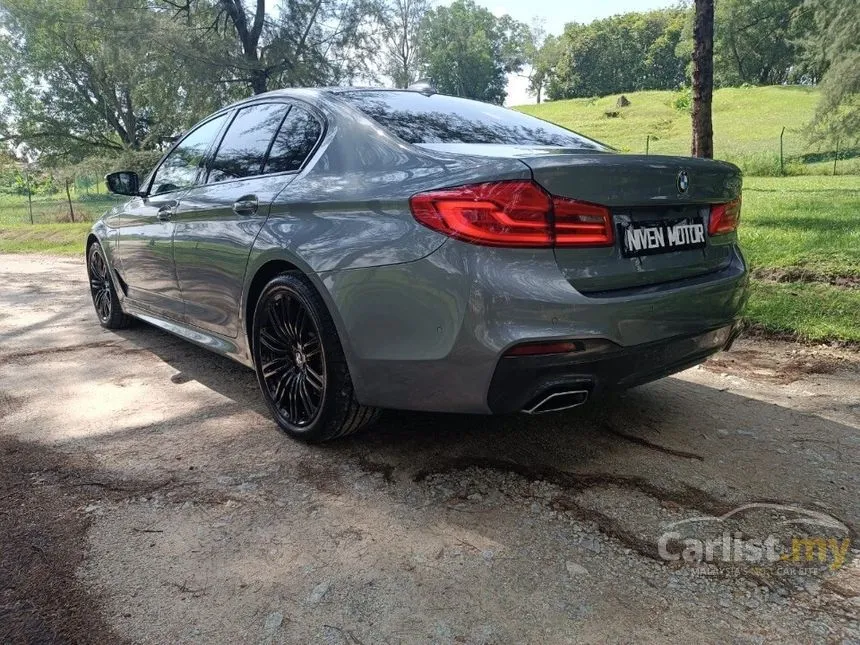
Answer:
[
  {"left": 87, "top": 241, "right": 131, "bottom": 330},
  {"left": 251, "top": 272, "right": 380, "bottom": 443}
]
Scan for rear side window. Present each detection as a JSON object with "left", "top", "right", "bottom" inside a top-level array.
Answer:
[
  {"left": 264, "top": 105, "right": 323, "bottom": 174},
  {"left": 208, "top": 103, "right": 289, "bottom": 183},
  {"left": 337, "top": 90, "right": 604, "bottom": 149}
]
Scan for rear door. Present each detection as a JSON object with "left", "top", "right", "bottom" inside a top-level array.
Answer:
[
  {"left": 116, "top": 113, "right": 229, "bottom": 318},
  {"left": 172, "top": 101, "right": 324, "bottom": 338}
]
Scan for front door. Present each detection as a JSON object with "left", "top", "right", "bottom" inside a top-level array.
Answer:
[
  {"left": 116, "top": 191, "right": 186, "bottom": 316},
  {"left": 115, "top": 112, "right": 229, "bottom": 319}
]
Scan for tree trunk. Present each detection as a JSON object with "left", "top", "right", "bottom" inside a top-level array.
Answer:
[
  {"left": 65, "top": 178, "right": 75, "bottom": 223},
  {"left": 691, "top": 0, "right": 714, "bottom": 158},
  {"left": 250, "top": 68, "right": 267, "bottom": 94}
]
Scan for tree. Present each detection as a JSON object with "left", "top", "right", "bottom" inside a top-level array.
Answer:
[
  {"left": 543, "top": 9, "right": 688, "bottom": 100},
  {"left": 528, "top": 34, "right": 561, "bottom": 104},
  {"left": 0, "top": 0, "right": 227, "bottom": 162},
  {"left": 511, "top": 19, "right": 551, "bottom": 104},
  {"left": 418, "top": 0, "right": 527, "bottom": 104},
  {"left": 691, "top": 0, "right": 715, "bottom": 158},
  {"left": 713, "top": 0, "right": 807, "bottom": 86},
  {"left": 802, "top": 0, "right": 859, "bottom": 145},
  {"left": 380, "top": 0, "right": 430, "bottom": 88},
  {"left": 164, "top": 0, "right": 385, "bottom": 95}
]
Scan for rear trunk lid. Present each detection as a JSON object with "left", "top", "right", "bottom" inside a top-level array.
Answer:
[{"left": 419, "top": 145, "right": 743, "bottom": 292}]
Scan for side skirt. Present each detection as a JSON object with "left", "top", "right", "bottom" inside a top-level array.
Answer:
[{"left": 121, "top": 299, "right": 255, "bottom": 369}]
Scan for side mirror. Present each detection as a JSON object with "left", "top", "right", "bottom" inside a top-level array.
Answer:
[{"left": 105, "top": 171, "right": 140, "bottom": 196}]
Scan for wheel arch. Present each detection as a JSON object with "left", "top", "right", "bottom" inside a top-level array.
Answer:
[
  {"left": 242, "top": 256, "right": 364, "bottom": 393},
  {"left": 86, "top": 230, "right": 128, "bottom": 297},
  {"left": 244, "top": 258, "right": 302, "bottom": 351},
  {"left": 85, "top": 232, "right": 100, "bottom": 253}
]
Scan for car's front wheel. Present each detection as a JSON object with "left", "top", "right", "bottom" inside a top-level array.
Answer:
[
  {"left": 252, "top": 273, "right": 380, "bottom": 442},
  {"left": 87, "top": 241, "right": 131, "bottom": 329}
]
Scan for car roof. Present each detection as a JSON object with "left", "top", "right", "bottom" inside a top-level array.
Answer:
[
  {"left": 240, "top": 87, "right": 430, "bottom": 100},
  {"left": 216, "top": 87, "right": 431, "bottom": 114},
  {"left": 320, "top": 87, "right": 427, "bottom": 95}
]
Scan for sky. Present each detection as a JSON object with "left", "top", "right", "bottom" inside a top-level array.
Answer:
[{"left": 446, "top": 0, "right": 678, "bottom": 105}]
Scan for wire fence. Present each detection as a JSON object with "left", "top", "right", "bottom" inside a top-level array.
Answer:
[
  {"left": 641, "top": 130, "right": 856, "bottom": 176},
  {"left": 0, "top": 179, "right": 122, "bottom": 225},
  {"left": 0, "top": 175, "right": 122, "bottom": 225}
]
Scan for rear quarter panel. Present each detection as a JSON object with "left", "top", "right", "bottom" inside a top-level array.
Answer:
[
  {"left": 249, "top": 98, "right": 532, "bottom": 273},
  {"left": 243, "top": 95, "right": 534, "bottom": 385}
]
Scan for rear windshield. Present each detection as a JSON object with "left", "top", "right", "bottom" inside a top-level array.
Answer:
[{"left": 337, "top": 90, "right": 604, "bottom": 149}]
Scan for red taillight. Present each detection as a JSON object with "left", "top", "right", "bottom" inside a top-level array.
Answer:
[
  {"left": 409, "top": 180, "right": 553, "bottom": 247},
  {"left": 709, "top": 197, "right": 742, "bottom": 235},
  {"left": 553, "top": 196, "right": 614, "bottom": 246},
  {"left": 409, "top": 180, "right": 613, "bottom": 248}
]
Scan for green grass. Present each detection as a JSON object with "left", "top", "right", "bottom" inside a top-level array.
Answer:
[
  {"left": 0, "top": 223, "right": 91, "bottom": 255},
  {"left": 741, "top": 176, "right": 860, "bottom": 277},
  {"left": 740, "top": 176, "right": 860, "bottom": 343},
  {"left": 517, "top": 86, "right": 858, "bottom": 176},
  {"left": 745, "top": 281, "right": 860, "bottom": 343}
]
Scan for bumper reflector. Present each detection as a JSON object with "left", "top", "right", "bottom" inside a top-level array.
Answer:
[{"left": 503, "top": 340, "right": 583, "bottom": 357}]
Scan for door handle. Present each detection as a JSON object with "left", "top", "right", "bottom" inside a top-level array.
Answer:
[
  {"left": 232, "top": 195, "right": 258, "bottom": 216},
  {"left": 156, "top": 203, "right": 176, "bottom": 221}
]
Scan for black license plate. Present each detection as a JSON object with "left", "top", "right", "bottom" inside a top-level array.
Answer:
[{"left": 618, "top": 217, "right": 706, "bottom": 258}]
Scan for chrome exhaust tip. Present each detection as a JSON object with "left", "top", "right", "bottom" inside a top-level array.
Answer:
[{"left": 523, "top": 389, "right": 589, "bottom": 414}]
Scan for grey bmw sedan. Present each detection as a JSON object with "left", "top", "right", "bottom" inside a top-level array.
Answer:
[{"left": 87, "top": 87, "right": 748, "bottom": 442}]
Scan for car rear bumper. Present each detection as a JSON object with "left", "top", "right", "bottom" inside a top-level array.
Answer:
[
  {"left": 320, "top": 241, "right": 749, "bottom": 414},
  {"left": 486, "top": 323, "right": 740, "bottom": 414}
]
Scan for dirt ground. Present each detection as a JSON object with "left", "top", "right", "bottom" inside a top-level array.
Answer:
[{"left": 1, "top": 253, "right": 859, "bottom": 644}]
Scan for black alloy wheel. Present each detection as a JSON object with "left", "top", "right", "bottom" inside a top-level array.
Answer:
[
  {"left": 87, "top": 242, "right": 130, "bottom": 329},
  {"left": 258, "top": 287, "right": 326, "bottom": 427},
  {"left": 252, "top": 273, "right": 380, "bottom": 442}
]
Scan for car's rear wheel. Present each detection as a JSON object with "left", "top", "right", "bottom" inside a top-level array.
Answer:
[
  {"left": 87, "top": 241, "right": 131, "bottom": 329},
  {"left": 252, "top": 273, "right": 380, "bottom": 442}
]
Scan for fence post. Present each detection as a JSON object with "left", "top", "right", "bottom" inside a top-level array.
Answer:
[
  {"left": 25, "top": 170, "right": 34, "bottom": 224},
  {"left": 833, "top": 138, "right": 839, "bottom": 176},
  {"left": 65, "top": 178, "right": 75, "bottom": 223},
  {"left": 645, "top": 134, "right": 650, "bottom": 155},
  {"left": 779, "top": 126, "right": 785, "bottom": 176}
]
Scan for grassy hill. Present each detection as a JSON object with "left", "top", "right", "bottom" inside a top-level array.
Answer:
[{"left": 516, "top": 86, "right": 856, "bottom": 175}]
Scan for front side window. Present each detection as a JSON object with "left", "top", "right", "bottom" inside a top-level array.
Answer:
[
  {"left": 150, "top": 114, "right": 229, "bottom": 195},
  {"left": 337, "top": 90, "right": 605, "bottom": 149},
  {"left": 208, "top": 103, "right": 289, "bottom": 183},
  {"left": 264, "top": 105, "right": 323, "bottom": 174}
]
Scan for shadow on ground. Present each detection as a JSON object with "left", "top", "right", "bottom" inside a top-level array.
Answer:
[{"left": 113, "top": 320, "right": 859, "bottom": 534}]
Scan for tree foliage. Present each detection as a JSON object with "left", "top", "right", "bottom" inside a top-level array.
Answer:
[
  {"left": 712, "top": 0, "right": 809, "bottom": 86},
  {"left": 0, "top": 0, "right": 852, "bottom": 165},
  {"left": 543, "top": 8, "right": 688, "bottom": 100},
  {"left": 379, "top": 0, "right": 430, "bottom": 88},
  {"left": 417, "top": 0, "right": 526, "bottom": 104},
  {"left": 528, "top": 33, "right": 560, "bottom": 104},
  {"left": 163, "top": 0, "right": 385, "bottom": 94},
  {"left": 802, "top": 0, "right": 859, "bottom": 143},
  {"left": 0, "top": 0, "right": 230, "bottom": 163}
]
